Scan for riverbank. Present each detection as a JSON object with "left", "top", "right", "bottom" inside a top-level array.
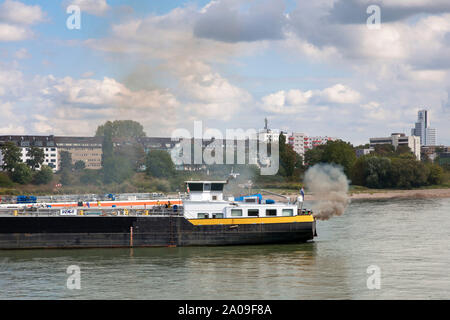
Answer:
[
  {"left": 347, "top": 188, "right": 450, "bottom": 200},
  {"left": 261, "top": 187, "right": 450, "bottom": 202}
]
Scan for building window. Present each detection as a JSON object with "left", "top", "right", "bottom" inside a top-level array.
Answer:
[
  {"left": 266, "top": 209, "right": 277, "bottom": 216},
  {"left": 230, "top": 209, "right": 243, "bottom": 217}
]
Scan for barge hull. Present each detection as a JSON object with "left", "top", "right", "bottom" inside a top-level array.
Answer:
[{"left": 0, "top": 216, "right": 315, "bottom": 249}]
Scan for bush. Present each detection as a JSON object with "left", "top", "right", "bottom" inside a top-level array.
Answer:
[
  {"left": 145, "top": 150, "right": 175, "bottom": 178},
  {"left": 80, "top": 169, "right": 102, "bottom": 185},
  {"left": 33, "top": 165, "right": 54, "bottom": 185},
  {"left": 426, "top": 163, "right": 444, "bottom": 185},
  {"left": 0, "top": 173, "right": 13, "bottom": 187},
  {"left": 74, "top": 160, "right": 86, "bottom": 171},
  {"left": 10, "top": 163, "right": 33, "bottom": 184},
  {"left": 154, "top": 179, "right": 171, "bottom": 193},
  {"left": 102, "top": 156, "right": 134, "bottom": 184}
]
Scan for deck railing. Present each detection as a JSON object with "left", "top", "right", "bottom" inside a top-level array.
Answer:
[{"left": 0, "top": 206, "right": 184, "bottom": 217}]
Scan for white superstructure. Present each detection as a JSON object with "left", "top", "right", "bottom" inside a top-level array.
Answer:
[{"left": 183, "top": 181, "right": 307, "bottom": 220}]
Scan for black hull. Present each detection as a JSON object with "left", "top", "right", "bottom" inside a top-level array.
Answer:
[{"left": 0, "top": 216, "right": 315, "bottom": 249}]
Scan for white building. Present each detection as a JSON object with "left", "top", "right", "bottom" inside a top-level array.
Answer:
[
  {"left": 356, "top": 148, "right": 374, "bottom": 158},
  {"left": 0, "top": 136, "right": 59, "bottom": 172},
  {"left": 370, "top": 133, "right": 421, "bottom": 161},
  {"left": 287, "top": 132, "right": 306, "bottom": 157},
  {"left": 304, "top": 136, "right": 337, "bottom": 150},
  {"left": 257, "top": 118, "right": 280, "bottom": 144}
]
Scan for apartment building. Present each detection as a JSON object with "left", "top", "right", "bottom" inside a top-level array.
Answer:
[
  {"left": 55, "top": 136, "right": 103, "bottom": 169},
  {"left": 0, "top": 135, "right": 59, "bottom": 171}
]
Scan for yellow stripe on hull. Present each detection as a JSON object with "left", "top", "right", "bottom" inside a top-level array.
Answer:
[{"left": 188, "top": 215, "right": 314, "bottom": 226}]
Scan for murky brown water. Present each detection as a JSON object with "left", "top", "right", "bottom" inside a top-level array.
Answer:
[{"left": 1, "top": 198, "right": 449, "bottom": 299}]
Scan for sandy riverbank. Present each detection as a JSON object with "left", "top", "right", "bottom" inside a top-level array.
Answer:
[
  {"left": 347, "top": 188, "right": 450, "bottom": 200},
  {"left": 267, "top": 188, "right": 450, "bottom": 202}
]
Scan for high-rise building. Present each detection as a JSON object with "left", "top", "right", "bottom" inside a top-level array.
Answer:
[
  {"left": 287, "top": 133, "right": 306, "bottom": 156},
  {"left": 411, "top": 109, "right": 437, "bottom": 146}
]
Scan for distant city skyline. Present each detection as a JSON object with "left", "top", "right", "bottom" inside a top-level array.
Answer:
[{"left": 0, "top": 1, "right": 449, "bottom": 146}]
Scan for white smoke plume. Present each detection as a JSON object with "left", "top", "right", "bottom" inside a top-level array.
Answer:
[{"left": 304, "top": 164, "right": 349, "bottom": 221}]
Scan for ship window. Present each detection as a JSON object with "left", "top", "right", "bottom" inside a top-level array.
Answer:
[
  {"left": 266, "top": 209, "right": 277, "bottom": 216},
  {"left": 188, "top": 183, "right": 203, "bottom": 191},
  {"left": 231, "top": 209, "right": 242, "bottom": 217},
  {"left": 211, "top": 183, "right": 224, "bottom": 191},
  {"left": 248, "top": 209, "right": 259, "bottom": 217},
  {"left": 198, "top": 213, "right": 209, "bottom": 219},
  {"left": 282, "top": 209, "right": 293, "bottom": 216},
  {"left": 212, "top": 213, "right": 223, "bottom": 218},
  {"left": 203, "top": 183, "right": 211, "bottom": 191}
]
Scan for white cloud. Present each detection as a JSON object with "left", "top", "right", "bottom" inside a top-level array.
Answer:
[
  {"left": 69, "top": 0, "right": 110, "bottom": 16},
  {"left": 261, "top": 84, "right": 360, "bottom": 115},
  {"left": 0, "top": 23, "right": 29, "bottom": 41},
  {"left": 321, "top": 84, "right": 361, "bottom": 104},
  {"left": 0, "top": 1, "right": 45, "bottom": 42},
  {"left": 0, "top": 0, "right": 45, "bottom": 25}
]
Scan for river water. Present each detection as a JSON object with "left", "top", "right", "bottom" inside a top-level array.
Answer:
[{"left": 0, "top": 198, "right": 449, "bottom": 300}]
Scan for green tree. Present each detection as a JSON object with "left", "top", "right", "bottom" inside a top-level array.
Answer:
[
  {"left": 145, "top": 150, "right": 175, "bottom": 178},
  {"left": 321, "top": 140, "right": 356, "bottom": 176},
  {"left": 101, "top": 127, "right": 114, "bottom": 165},
  {"left": 26, "top": 146, "right": 45, "bottom": 170},
  {"left": 0, "top": 142, "right": 22, "bottom": 172},
  {"left": 59, "top": 151, "right": 73, "bottom": 171},
  {"left": 33, "top": 165, "right": 54, "bottom": 185},
  {"left": 395, "top": 145, "right": 412, "bottom": 156},
  {"left": 60, "top": 169, "right": 72, "bottom": 186},
  {"left": 115, "top": 142, "right": 146, "bottom": 170},
  {"left": 102, "top": 156, "right": 134, "bottom": 184},
  {"left": 278, "top": 133, "right": 298, "bottom": 177},
  {"left": 11, "top": 163, "right": 33, "bottom": 184},
  {"left": 80, "top": 169, "right": 102, "bottom": 185},
  {"left": 351, "top": 156, "right": 368, "bottom": 186},
  {"left": 426, "top": 163, "right": 444, "bottom": 185},
  {"left": 74, "top": 160, "right": 86, "bottom": 171},
  {"left": 364, "top": 157, "right": 392, "bottom": 189},
  {"left": 373, "top": 144, "right": 395, "bottom": 157},
  {"left": 95, "top": 120, "right": 146, "bottom": 139},
  {"left": 0, "top": 172, "right": 13, "bottom": 187},
  {"left": 304, "top": 144, "right": 326, "bottom": 167},
  {"left": 390, "top": 158, "right": 429, "bottom": 188}
]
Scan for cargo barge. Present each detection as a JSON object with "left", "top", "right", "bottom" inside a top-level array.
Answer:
[{"left": 0, "top": 181, "right": 316, "bottom": 249}]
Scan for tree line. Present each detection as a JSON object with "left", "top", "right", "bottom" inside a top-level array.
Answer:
[{"left": 302, "top": 140, "right": 446, "bottom": 189}]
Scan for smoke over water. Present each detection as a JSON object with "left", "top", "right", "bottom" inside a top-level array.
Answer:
[{"left": 304, "top": 164, "right": 350, "bottom": 221}]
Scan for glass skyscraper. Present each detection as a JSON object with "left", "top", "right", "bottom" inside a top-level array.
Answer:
[{"left": 411, "top": 109, "right": 437, "bottom": 146}]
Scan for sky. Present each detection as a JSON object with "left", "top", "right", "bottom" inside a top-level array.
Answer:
[{"left": 0, "top": 0, "right": 449, "bottom": 146}]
